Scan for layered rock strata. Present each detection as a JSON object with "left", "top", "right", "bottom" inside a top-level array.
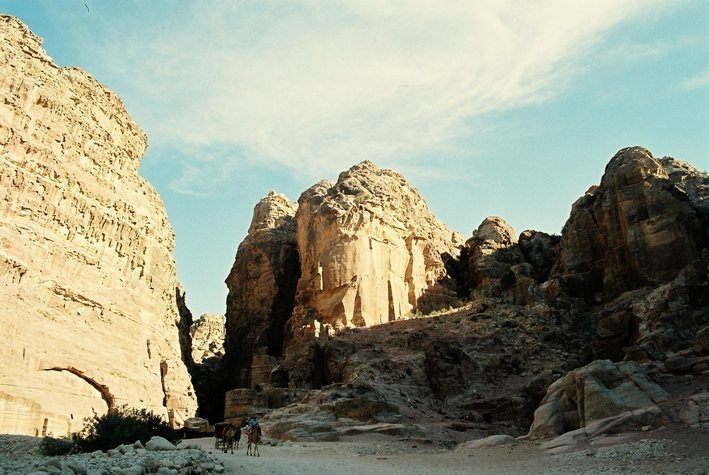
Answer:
[{"left": 0, "top": 16, "right": 196, "bottom": 435}]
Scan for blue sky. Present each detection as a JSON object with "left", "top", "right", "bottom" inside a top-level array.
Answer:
[{"left": 2, "top": 1, "right": 707, "bottom": 318}]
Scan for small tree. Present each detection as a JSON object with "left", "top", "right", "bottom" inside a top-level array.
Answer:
[{"left": 72, "top": 406, "right": 178, "bottom": 452}]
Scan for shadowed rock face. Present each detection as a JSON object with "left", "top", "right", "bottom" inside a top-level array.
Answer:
[
  {"left": 459, "top": 217, "right": 559, "bottom": 305},
  {"left": 224, "top": 192, "right": 300, "bottom": 389},
  {"left": 551, "top": 146, "right": 708, "bottom": 303},
  {"left": 188, "top": 314, "right": 227, "bottom": 424},
  {"left": 0, "top": 16, "right": 196, "bottom": 435}
]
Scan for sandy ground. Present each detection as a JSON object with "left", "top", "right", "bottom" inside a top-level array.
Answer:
[
  {"left": 188, "top": 426, "right": 709, "bottom": 475},
  {"left": 2, "top": 424, "right": 707, "bottom": 474}
]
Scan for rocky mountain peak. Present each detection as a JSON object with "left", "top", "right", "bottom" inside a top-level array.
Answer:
[
  {"left": 471, "top": 216, "right": 517, "bottom": 247},
  {"left": 552, "top": 146, "right": 708, "bottom": 302},
  {"left": 292, "top": 160, "right": 462, "bottom": 325},
  {"left": 600, "top": 146, "right": 669, "bottom": 198},
  {"left": 248, "top": 191, "right": 298, "bottom": 235},
  {"left": 224, "top": 161, "right": 465, "bottom": 389}
]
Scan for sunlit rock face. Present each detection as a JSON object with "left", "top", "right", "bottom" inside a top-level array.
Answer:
[
  {"left": 551, "top": 146, "right": 709, "bottom": 303},
  {"left": 292, "top": 161, "right": 463, "bottom": 329},
  {"left": 0, "top": 15, "right": 196, "bottom": 436},
  {"left": 283, "top": 161, "right": 463, "bottom": 387}
]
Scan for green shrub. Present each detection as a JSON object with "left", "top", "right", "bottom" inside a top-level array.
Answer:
[
  {"left": 39, "top": 435, "right": 76, "bottom": 455},
  {"left": 72, "top": 406, "right": 178, "bottom": 453}
]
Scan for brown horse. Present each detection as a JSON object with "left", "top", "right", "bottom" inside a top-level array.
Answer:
[
  {"left": 222, "top": 424, "right": 240, "bottom": 454},
  {"left": 245, "top": 426, "right": 261, "bottom": 457}
]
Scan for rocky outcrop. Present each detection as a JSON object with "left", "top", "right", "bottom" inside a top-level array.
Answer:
[
  {"left": 527, "top": 355, "right": 709, "bottom": 452},
  {"left": 190, "top": 314, "right": 226, "bottom": 364},
  {"left": 283, "top": 161, "right": 463, "bottom": 387},
  {"left": 459, "top": 217, "right": 559, "bottom": 305},
  {"left": 188, "top": 314, "right": 226, "bottom": 424},
  {"left": 550, "top": 146, "right": 708, "bottom": 303},
  {"left": 224, "top": 191, "right": 300, "bottom": 388},
  {"left": 527, "top": 359, "right": 670, "bottom": 440},
  {"left": 462, "top": 216, "right": 522, "bottom": 292},
  {"left": 589, "top": 252, "right": 709, "bottom": 361},
  {"left": 220, "top": 141, "right": 707, "bottom": 442},
  {"left": 0, "top": 16, "right": 196, "bottom": 435},
  {"left": 223, "top": 163, "right": 465, "bottom": 392},
  {"left": 292, "top": 161, "right": 463, "bottom": 329}
]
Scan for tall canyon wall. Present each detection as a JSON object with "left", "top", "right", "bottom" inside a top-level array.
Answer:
[{"left": 0, "top": 16, "right": 197, "bottom": 436}]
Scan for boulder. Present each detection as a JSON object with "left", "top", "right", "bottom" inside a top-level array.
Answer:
[
  {"left": 145, "top": 436, "right": 176, "bottom": 451},
  {"left": 527, "top": 360, "right": 669, "bottom": 440}
]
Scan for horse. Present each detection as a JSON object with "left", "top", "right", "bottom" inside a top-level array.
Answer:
[
  {"left": 222, "top": 424, "right": 240, "bottom": 454},
  {"left": 245, "top": 426, "right": 261, "bottom": 457}
]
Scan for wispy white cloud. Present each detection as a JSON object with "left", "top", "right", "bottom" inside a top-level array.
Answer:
[
  {"left": 683, "top": 70, "right": 709, "bottom": 91},
  {"left": 75, "top": 0, "right": 663, "bottom": 193}
]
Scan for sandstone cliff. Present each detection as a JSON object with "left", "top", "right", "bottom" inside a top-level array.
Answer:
[
  {"left": 290, "top": 161, "right": 463, "bottom": 335},
  {"left": 189, "top": 314, "right": 227, "bottom": 424},
  {"left": 0, "top": 16, "right": 196, "bottom": 436},
  {"left": 551, "top": 146, "right": 708, "bottom": 303},
  {"left": 223, "top": 164, "right": 465, "bottom": 390},
  {"left": 222, "top": 147, "right": 707, "bottom": 447},
  {"left": 224, "top": 191, "right": 300, "bottom": 390}
]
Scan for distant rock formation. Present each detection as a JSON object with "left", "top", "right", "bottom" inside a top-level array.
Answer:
[
  {"left": 460, "top": 217, "right": 560, "bottom": 305},
  {"left": 224, "top": 191, "right": 300, "bottom": 389},
  {"left": 190, "top": 314, "right": 226, "bottom": 363},
  {"left": 221, "top": 147, "right": 707, "bottom": 443},
  {"left": 189, "top": 314, "right": 226, "bottom": 424},
  {"left": 224, "top": 162, "right": 465, "bottom": 389},
  {"left": 0, "top": 16, "right": 196, "bottom": 435},
  {"left": 550, "top": 146, "right": 708, "bottom": 303}
]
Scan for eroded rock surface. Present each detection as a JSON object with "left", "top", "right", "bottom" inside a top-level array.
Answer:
[
  {"left": 221, "top": 147, "right": 708, "bottom": 447},
  {"left": 551, "top": 146, "right": 708, "bottom": 303},
  {"left": 224, "top": 191, "right": 300, "bottom": 389},
  {"left": 283, "top": 161, "right": 464, "bottom": 387},
  {"left": 292, "top": 161, "right": 463, "bottom": 330},
  {"left": 0, "top": 15, "right": 196, "bottom": 435},
  {"left": 190, "top": 314, "right": 225, "bottom": 364}
]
